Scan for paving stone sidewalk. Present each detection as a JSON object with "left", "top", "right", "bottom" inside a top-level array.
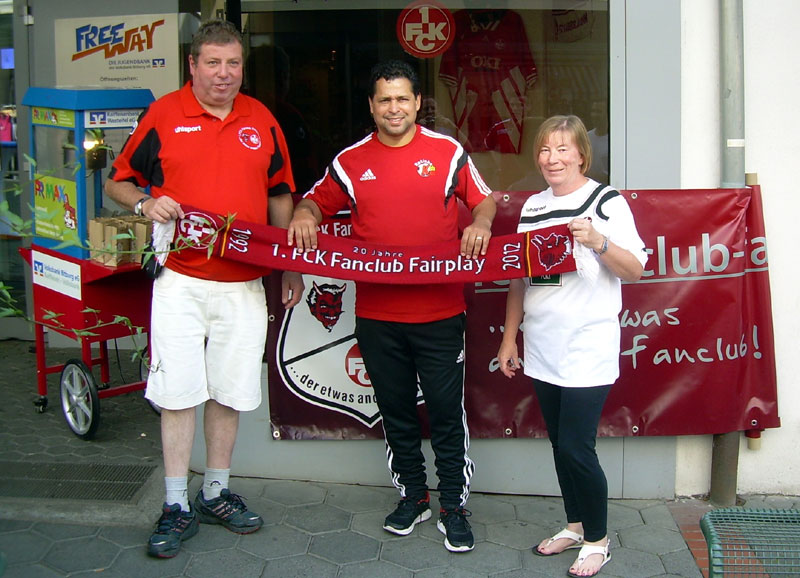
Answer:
[{"left": 0, "top": 339, "right": 789, "bottom": 577}]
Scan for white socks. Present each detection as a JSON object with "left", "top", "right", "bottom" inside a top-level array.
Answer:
[
  {"left": 165, "top": 476, "right": 189, "bottom": 511},
  {"left": 202, "top": 468, "right": 230, "bottom": 501},
  {"left": 164, "top": 468, "right": 231, "bottom": 510}
]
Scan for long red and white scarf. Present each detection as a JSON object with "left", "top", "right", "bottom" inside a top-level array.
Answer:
[{"left": 154, "top": 206, "right": 577, "bottom": 283}]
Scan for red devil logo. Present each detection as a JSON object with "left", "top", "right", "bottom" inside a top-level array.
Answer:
[
  {"left": 306, "top": 281, "right": 347, "bottom": 331},
  {"left": 531, "top": 233, "right": 571, "bottom": 271}
]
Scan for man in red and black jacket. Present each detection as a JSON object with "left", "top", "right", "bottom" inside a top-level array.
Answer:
[{"left": 289, "top": 59, "right": 496, "bottom": 553}]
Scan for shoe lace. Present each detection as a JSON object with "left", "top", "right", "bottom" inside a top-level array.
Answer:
[
  {"left": 156, "top": 507, "right": 186, "bottom": 533},
  {"left": 442, "top": 507, "right": 472, "bottom": 530},
  {"left": 394, "top": 496, "right": 420, "bottom": 514},
  {"left": 220, "top": 491, "right": 249, "bottom": 513}
]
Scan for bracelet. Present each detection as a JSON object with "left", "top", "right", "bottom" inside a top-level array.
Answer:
[{"left": 594, "top": 236, "right": 609, "bottom": 255}]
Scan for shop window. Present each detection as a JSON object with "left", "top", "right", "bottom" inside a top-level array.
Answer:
[
  {"left": 242, "top": 1, "right": 608, "bottom": 193},
  {"left": 0, "top": 8, "right": 23, "bottom": 315}
]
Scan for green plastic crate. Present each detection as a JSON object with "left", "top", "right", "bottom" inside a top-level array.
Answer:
[{"left": 700, "top": 508, "right": 800, "bottom": 577}]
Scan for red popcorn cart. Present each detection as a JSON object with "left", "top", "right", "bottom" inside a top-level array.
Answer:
[{"left": 19, "top": 87, "right": 156, "bottom": 439}]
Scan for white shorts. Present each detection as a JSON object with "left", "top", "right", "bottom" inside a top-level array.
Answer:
[{"left": 145, "top": 268, "right": 267, "bottom": 411}]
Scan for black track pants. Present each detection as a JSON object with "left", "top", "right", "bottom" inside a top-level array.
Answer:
[{"left": 355, "top": 314, "right": 473, "bottom": 509}]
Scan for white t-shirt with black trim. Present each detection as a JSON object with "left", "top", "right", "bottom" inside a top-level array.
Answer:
[{"left": 517, "top": 179, "right": 647, "bottom": 387}]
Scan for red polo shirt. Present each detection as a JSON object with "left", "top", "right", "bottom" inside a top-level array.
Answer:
[{"left": 110, "top": 82, "right": 294, "bottom": 281}]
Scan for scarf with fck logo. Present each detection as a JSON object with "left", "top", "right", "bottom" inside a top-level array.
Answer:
[{"left": 157, "top": 206, "right": 578, "bottom": 283}]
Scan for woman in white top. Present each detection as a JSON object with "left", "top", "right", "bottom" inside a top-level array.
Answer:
[{"left": 496, "top": 115, "right": 647, "bottom": 578}]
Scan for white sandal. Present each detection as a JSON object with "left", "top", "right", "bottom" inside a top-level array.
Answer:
[
  {"left": 533, "top": 528, "right": 584, "bottom": 556},
  {"left": 567, "top": 542, "right": 611, "bottom": 577}
]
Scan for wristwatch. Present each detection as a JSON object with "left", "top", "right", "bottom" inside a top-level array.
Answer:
[
  {"left": 594, "top": 236, "right": 609, "bottom": 255},
  {"left": 133, "top": 196, "right": 150, "bottom": 216}
]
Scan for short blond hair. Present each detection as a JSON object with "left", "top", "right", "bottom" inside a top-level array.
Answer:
[{"left": 533, "top": 115, "right": 593, "bottom": 176}]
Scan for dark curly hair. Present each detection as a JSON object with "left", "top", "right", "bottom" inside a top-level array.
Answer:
[{"left": 368, "top": 60, "right": 420, "bottom": 98}]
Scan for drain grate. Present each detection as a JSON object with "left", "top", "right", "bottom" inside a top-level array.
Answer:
[{"left": 0, "top": 461, "right": 156, "bottom": 502}]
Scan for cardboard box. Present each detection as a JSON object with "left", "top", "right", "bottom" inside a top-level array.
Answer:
[{"left": 88, "top": 215, "right": 151, "bottom": 266}]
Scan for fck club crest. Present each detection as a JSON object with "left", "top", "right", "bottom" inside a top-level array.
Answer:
[
  {"left": 176, "top": 211, "right": 221, "bottom": 250},
  {"left": 415, "top": 159, "right": 436, "bottom": 177},
  {"left": 277, "top": 274, "right": 423, "bottom": 427},
  {"left": 238, "top": 126, "right": 262, "bottom": 150}
]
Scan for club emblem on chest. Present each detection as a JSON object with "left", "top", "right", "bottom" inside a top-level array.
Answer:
[{"left": 415, "top": 159, "right": 436, "bottom": 177}]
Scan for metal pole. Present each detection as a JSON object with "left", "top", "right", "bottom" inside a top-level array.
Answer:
[
  {"left": 710, "top": 0, "right": 745, "bottom": 507},
  {"left": 710, "top": 432, "right": 739, "bottom": 506},
  {"left": 720, "top": 0, "right": 745, "bottom": 188}
]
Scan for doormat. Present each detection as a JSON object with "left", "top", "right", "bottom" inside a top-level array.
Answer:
[{"left": 0, "top": 461, "right": 156, "bottom": 503}]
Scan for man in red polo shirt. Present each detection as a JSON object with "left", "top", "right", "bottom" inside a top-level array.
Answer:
[{"left": 105, "top": 20, "right": 303, "bottom": 558}]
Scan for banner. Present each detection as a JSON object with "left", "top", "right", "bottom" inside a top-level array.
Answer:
[{"left": 265, "top": 187, "right": 779, "bottom": 439}]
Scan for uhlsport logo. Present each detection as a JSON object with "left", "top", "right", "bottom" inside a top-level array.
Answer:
[
  {"left": 278, "top": 274, "right": 423, "bottom": 427},
  {"left": 531, "top": 232, "right": 572, "bottom": 271}
]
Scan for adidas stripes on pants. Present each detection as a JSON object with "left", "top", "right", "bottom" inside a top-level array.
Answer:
[{"left": 355, "top": 313, "right": 473, "bottom": 510}]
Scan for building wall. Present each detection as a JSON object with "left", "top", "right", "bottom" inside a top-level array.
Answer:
[
  {"left": 676, "top": 0, "right": 800, "bottom": 496},
  {"left": 739, "top": 0, "right": 800, "bottom": 494}
]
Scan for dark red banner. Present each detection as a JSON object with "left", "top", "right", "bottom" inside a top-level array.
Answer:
[{"left": 266, "top": 187, "right": 779, "bottom": 439}]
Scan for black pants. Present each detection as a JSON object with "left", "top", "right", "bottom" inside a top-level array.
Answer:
[
  {"left": 355, "top": 314, "right": 473, "bottom": 510},
  {"left": 533, "top": 379, "right": 612, "bottom": 542}
]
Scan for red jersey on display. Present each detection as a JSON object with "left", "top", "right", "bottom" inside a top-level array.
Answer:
[
  {"left": 109, "top": 82, "right": 294, "bottom": 282},
  {"left": 438, "top": 9, "right": 537, "bottom": 154},
  {"left": 304, "top": 126, "right": 492, "bottom": 323}
]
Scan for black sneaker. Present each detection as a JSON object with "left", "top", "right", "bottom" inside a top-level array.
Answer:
[
  {"left": 193, "top": 488, "right": 263, "bottom": 534},
  {"left": 147, "top": 502, "right": 199, "bottom": 558},
  {"left": 383, "top": 492, "right": 431, "bottom": 535},
  {"left": 437, "top": 507, "right": 474, "bottom": 552}
]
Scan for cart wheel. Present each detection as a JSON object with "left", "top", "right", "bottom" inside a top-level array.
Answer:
[
  {"left": 34, "top": 395, "right": 48, "bottom": 413},
  {"left": 60, "top": 359, "right": 100, "bottom": 440},
  {"left": 139, "top": 356, "right": 161, "bottom": 416}
]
